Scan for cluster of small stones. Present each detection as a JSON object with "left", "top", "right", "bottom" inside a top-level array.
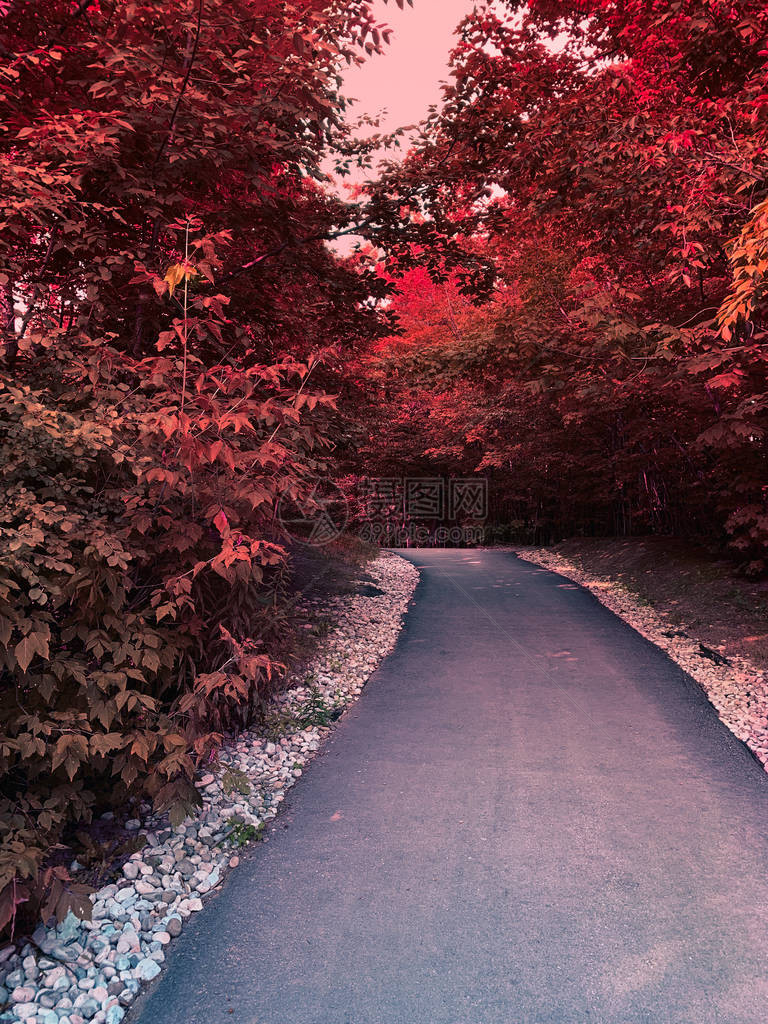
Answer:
[
  {"left": 0, "top": 552, "right": 419, "bottom": 1024},
  {"left": 516, "top": 547, "right": 768, "bottom": 770}
]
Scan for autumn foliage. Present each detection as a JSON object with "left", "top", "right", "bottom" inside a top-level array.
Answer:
[
  {"left": 0, "top": 0, "right": 394, "bottom": 934},
  {"left": 351, "top": 0, "right": 768, "bottom": 561}
]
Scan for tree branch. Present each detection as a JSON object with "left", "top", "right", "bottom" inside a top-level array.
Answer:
[
  {"left": 220, "top": 219, "right": 375, "bottom": 284},
  {"left": 152, "top": 0, "right": 205, "bottom": 171}
]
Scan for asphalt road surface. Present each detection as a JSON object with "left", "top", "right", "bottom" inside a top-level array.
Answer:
[{"left": 131, "top": 549, "right": 768, "bottom": 1024}]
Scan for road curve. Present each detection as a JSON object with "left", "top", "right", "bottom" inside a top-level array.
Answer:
[{"left": 131, "top": 549, "right": 768, "bottom": 1024}]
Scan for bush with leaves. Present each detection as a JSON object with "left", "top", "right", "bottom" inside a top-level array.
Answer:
[{"left": 0, "top": 0, "right": 396, "bottom": 936}]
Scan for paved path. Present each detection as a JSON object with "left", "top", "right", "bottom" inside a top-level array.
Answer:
[{"left": 132, "top": 550, "right": 768, "bottom": 1024}]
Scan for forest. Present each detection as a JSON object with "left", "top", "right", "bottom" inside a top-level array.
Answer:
[{"left": 1, "top": 0, "right": 768, "bottom": 935}]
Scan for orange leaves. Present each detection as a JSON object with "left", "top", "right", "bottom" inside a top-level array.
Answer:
[
  {"left": 89, "top": 732, "right": 124, "bottom": 757},
  {"left": 51, "top": 734, "right": 89, "bottom": 781},
  {"left": 154, "top": 602, "right": 177, "bottom": 623},
  {"left": 13, "top": 630, "right": 50, "bottom": 674},
  {"left": 164, "top": 262, "right": 197, "bottom": 298},
  {"left": 144, "top": 466, "right": 180, "bottom": 486},
  {"left": 156, "top": 413, "right": 180, "bottom": 439},
  {"left": 717, "top": 198, "right": 768, "bottom": 341},
  {"left": 130, "top": 731, "right": 152, "bottom": 763}
]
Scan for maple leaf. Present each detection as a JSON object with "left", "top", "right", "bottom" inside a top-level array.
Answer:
[{"left": 164, "top": 262, "right": 197, "bottom": 298}]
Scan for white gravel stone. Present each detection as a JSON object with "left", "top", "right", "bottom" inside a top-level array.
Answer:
[
  {"left": 12, "top": 1006, "right": 37, "bottom": 1021},
  {"left": 10, "top": 988, "right": 35, "bottom": 1004}
]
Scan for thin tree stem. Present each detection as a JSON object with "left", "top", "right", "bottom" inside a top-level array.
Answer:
[{"left": 181, "top": 218, "right": 190, "bottom": 414}]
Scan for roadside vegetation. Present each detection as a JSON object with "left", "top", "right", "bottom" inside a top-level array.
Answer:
[
  {"left": 0, "top": 0, "right": 395, "bottom": 937},
  {"left": 350, "top": 1, "right": 768, "bottom": 573}
]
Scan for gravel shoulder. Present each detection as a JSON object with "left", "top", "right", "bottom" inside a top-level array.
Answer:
[
  {"left": 515, "top": 542, "right": 768, "bottom": 772},
  {"left": 0, "top": 552, "right": 419, "bottom": 1024}
]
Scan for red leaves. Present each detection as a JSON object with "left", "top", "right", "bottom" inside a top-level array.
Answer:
[
  {"left": 213, "top": 509, "right": 230, "bottom": 536},
  {"left": 0, "top": 210, "right": 345, "bottom": 930},
  {"left": 39, "top": 867, "right": 93, "bottom": 927},
  {"left": 219, "top": 410, "right": 252, "bottom": 433},
  {"left": 0, "top": 0, "right": 409, "bottom": 941},
  {"left": 350, "top": 0, "right": 768, "bottom": 573}
]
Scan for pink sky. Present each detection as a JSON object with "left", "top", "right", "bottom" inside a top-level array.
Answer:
[
  {"left": 343, "top": 0, "right": 474, "bottom": 136},
  {"left": 326, "top": 0, "right": 476, "bottom": 251},
  {"left": 326, "top": 0, "right": 475, "bottom": 194}
]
